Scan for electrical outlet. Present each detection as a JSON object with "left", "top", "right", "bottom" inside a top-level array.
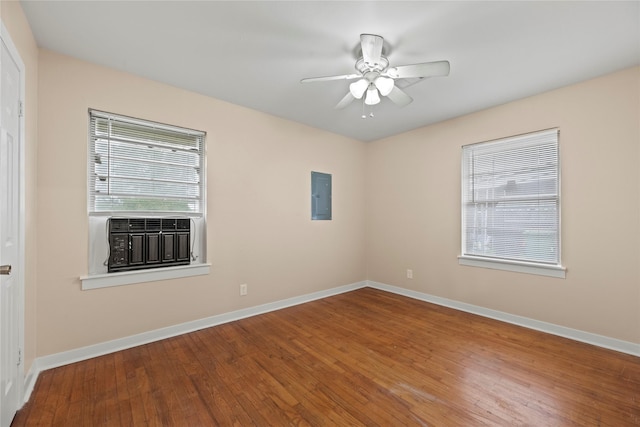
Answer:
[
  {"left": 407, "top": 269, "right": 413, "bottom": 279},
  {"left": 240, "top": 284, "right": 248, "bottom": 296}
]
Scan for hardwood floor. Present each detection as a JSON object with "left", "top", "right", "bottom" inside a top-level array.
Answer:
[{"left": 12, "top": 288, "right": 640, "bottom": 426}]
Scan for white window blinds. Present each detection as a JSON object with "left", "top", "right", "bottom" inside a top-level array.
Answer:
[
  {"left": 88, "top": 110, "right": 205, "bottom": 214},
  {"left": 462, "top": 129, "right": 560, "bottom": 265}
]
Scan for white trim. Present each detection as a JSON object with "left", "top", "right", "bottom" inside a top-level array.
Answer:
[
  {"left": 366, "top": 280, "right": 639, "bottom": 357},
  {"left": 34, "top": 281, "right": 367, "bottom": 372},
  {"left": 22, "top": 361, "right": 39, "bottom": 404},
  {"left": 458, "top": 255, "right": 566, "bottom": 278},
  {"left": 80, "top": 263, "right": 212, "bottom": 290},
  {"left": 1, "top": 20, "right": 27, "bottom": 413},
  {"left": 461, "top": 127, "right": 559, "bottom": 149},
  {"left": 461, "top": 128, "right": 563, "bottom": 274},
  {"left": 23, "top": 279, "right": 639, "bottom": 406},
  {"left": 90, "top": 109, "right": 206, "bottom": 137}
]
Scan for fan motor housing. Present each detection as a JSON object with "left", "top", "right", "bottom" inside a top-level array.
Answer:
[{"left": 356, "top": 56, "right": 389, "bottom": 74}]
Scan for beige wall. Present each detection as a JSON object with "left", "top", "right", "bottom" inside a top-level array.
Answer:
[
  {"left": 1, "top": 0, "right": 39, "bottom": 374},
  {"left": 366, "top": 66, "right": 640, "bottom": 343},
  {"left": 5, "top": 0, "right": 640, "bottom": 367},
  {"left": 36, "top": 50, "right": 366, "bottom": 356}
]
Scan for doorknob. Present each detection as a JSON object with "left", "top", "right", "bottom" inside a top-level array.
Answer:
[{"left": 0, "top": 265, "right": 11, "bottom": 275}]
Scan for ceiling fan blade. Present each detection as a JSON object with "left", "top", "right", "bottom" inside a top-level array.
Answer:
[
  {"left": 385, "top": 61, "right": 450, "bottom": 79},
  {"left": 300, "top": 73, "right": 361, "bottom": 83},
  {"left": 386, "top": 86, "right": 413, "bottom": 107},
  {"left": 335, "top": 92, "right": 355, "bottom": 109},
  {"left": 360, "top": 34, "right": 384, "bottom": 66}
]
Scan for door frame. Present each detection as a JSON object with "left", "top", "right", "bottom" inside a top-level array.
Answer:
[{"left": 1, "top": 20, "right": 26, "bottom": 413}]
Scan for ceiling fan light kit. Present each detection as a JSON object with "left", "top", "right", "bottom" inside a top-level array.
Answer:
[
  {"left": 374, "top": 76, "right": 394, "bottom": 96},
  {"left": 365, "top": 85, "right": 381, "bottom": 105},
  {"left": 301, "top": 34, "right": 450, "bottom": 113},
  {"left": 349, "top": 78, "right": 369, "bottom": 99}
]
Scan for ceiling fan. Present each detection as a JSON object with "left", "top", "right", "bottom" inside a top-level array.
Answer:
[{"left": 301, "top": 34, "right": 450, "bottom": 110}]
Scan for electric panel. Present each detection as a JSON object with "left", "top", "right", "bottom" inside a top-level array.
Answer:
[{"left": 311, "top": 171, "right": 332, "bottom": 220}]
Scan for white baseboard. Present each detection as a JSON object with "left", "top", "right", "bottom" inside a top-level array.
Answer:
[
  {"left": 366, "top": 280, "right": 640, "bottom": 357},
  {"left": 24, "top": 280, "right": 367, "bottom": 404},
  {"left": 23, "top": 279, "right": 638, "bottom": 405},
  {"left": 22, "top": 360, "right": 39, "bottom": 404}
]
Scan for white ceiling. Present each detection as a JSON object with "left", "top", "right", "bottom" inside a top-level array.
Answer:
[{"left": 20, "top": 1, "right": 640, "bottom": 142}]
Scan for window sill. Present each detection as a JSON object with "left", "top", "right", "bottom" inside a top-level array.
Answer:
[
  {"left": 458, "top": 256, "right": 566, "bottom": 279},
  {"left": 80, "top": 263, "right": 211, "bottom": 290}
]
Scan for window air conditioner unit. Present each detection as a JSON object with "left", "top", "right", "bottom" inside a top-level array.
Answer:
[{"left": 108, "top": 217, "right": 191, "bottom": 273}]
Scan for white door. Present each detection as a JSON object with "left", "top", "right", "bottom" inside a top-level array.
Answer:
[{"left": 0, "top": 30, "right": 23, "bottom": 427}]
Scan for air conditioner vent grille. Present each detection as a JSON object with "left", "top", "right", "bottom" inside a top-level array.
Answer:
[
  {"left": 108, "top": 217, "right": 191, "bottom": 273},
  {"left": 146, "top": 219, "right": 161, "bottom": 231},
  {"left": 129, "top": 219, "right": 146, "bottom": 231}
]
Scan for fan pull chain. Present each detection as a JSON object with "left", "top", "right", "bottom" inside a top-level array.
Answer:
[{"left": 361, "top": 100, "right": 375, "bottom": 119}]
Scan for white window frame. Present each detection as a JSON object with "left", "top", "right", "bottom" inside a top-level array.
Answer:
[
  {"left": 81, "top": 110, "right": 210, "bottom": 289},
  {"left": 458, "top": 128, "right": 566, "bottom": 278}
]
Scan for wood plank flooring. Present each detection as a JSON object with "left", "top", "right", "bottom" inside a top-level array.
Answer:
[{"left": 12, "top": 288, "right": 640, "bottom": 426}]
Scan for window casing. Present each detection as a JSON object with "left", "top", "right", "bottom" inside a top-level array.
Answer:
[
  {"left": 84, "top": 110, "right": 209, "bottom": 288},
  {"left": 460, "top": 129, "right": 564, "bottom": 277},
  {"left": 89, "top": 110, "right": 205, "bottom": 215}
]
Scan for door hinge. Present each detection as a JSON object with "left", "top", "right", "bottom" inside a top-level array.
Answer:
[
  {"left": 18, "top": 101, "right": 24, "bottom": 118},
  {"left": 17, "top": 348, "right": 22, "bottom": 366}
]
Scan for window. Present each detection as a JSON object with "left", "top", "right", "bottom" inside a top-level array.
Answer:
[
  {"left": 88, "top": 110, "right": 205, "bottom": 214},
  {"left": 83, "top": 110, "right": 209, "bottom": 289},
  {"left": 459, "top": 128, "right": 565, "bottom": 278}
]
